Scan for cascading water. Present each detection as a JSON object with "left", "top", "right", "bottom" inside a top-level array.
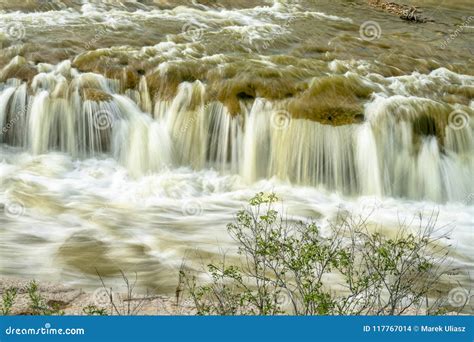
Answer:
[
  {"left": 1, "top": 64, "right": 472, "bottom": 202},
  {"left": 0, "top": 0, "right": 472, "bottom": 302}
]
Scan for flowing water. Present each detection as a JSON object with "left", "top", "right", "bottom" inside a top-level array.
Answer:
[{"left": 0, "top": 0, "right": 473, "bottom": 301}]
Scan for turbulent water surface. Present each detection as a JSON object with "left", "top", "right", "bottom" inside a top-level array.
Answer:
[{"left": 0, "top": 0, "right": 473, "bottom": 299}]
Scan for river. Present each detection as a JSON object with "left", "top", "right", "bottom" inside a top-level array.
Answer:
[{"left": 0, "top": 0, "right": 472, "bottom": 303}]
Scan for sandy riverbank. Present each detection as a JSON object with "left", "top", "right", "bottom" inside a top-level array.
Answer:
[{"left": 0, "top": 277, "right": 195, "bottom": 315}]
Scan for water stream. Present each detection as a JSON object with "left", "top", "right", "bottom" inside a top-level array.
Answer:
[{"left": 0, "top": 0, "right": 472, "bottom": 298}]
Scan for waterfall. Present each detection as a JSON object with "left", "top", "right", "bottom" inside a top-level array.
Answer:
[
  {"left": 0, "top": 86, "right": 16, "bottom": 143},
  {"left": 29, "top": 91, "right": 50, "bottom": 154},
  {"left": 356, "top": 123, "right": 382, "bottom": 196},
  {"left": 0, "top": 66, "right": 473, "bottom": 203},
  {"left": 112, "top": 94, "right": 171, "bottom": 177},
  {"left": 166, "top": 81, "right": 207, "bottom": 169}
]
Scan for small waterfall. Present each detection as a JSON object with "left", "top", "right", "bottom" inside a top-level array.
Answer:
[
  {"left": 166, "top": 81, "right": 208, "bottom": 169},
  {"left": 0, "top": 64, "right": 473, "bottom": 203},
  {"left": 112, "top": 94, "right": 171, "bottom": 177},
  {"left": 206, "top": 101, "right": 243, "bottom": 174},
  {"left": 0, "top": 82, "right": 28, "bottom": 147},
  {"left": 356, "top": 124, "right": 382, "bottom": 196},
  {"left": 0, "top": 86, "right": 16, "bottom": 143},
  {"left": 242, "top": 99, "right": 272, "bottom": 183},
  {"left": 267, "top": 107, "right": 358, "bottom": 192},
  {"left": 363, "top": 95, "right": 473, "bottom": 201},
  {"left": 29, "top": 90, "right": 50, "bottom": 154}
]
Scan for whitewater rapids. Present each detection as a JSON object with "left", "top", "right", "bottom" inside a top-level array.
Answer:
[{"left": 0, "top": 0, "right": 472, "bottom": 302}]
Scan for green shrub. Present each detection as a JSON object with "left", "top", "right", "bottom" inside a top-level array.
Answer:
[
  {"left": 181, "top": 192, "right": 450, "bottom": 315},
  {"left": 83, "top": 305, "right": 108, "bottom": 316},
  {"left": 27, "top": 281, "right": 64, "bottom": 316},
  {"left": 1, "top": 287, "right": 18, "bottom": 315}
]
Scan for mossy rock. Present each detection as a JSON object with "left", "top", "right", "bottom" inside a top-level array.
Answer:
[
  {"left": 287, "top": 75, "right": 372, "bottom": 126},
  {"left": 0, "top": 56, "right": 38, "bottom": 83},
  {"left": 82, "top": 88, "right": 112, "bottom": 102},
  {"left": 206, "top": 71, "right": 303, "bottom": 115},
  {"left": 289, "top": 100, "right": 365, "bottom": 126},
  {"left": 147, "top": 63, "right": 206, "bottom": 100}
]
